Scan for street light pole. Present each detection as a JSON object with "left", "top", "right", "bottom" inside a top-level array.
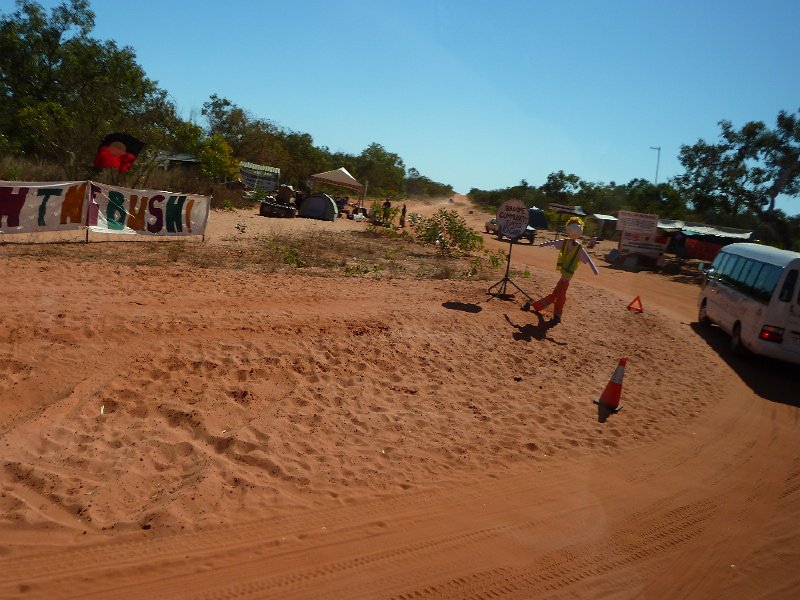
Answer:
[{"left": 649, "top": 146, "right": 661, "bottom": 185}]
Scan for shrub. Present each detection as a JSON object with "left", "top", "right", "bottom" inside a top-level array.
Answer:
[{"left": 409, "top": 208, "right": 483, "bottom": 256}]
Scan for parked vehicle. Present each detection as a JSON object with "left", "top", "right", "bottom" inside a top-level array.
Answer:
[
  {"left": 698, "top": 242, "right": 800, "bottom": 365},
  {"left": 486, "top": 207, "right": 548, "bottom": 244},
  {"left": 506, "top": 225, "right": 538, "bottom": 244},
  {"left": 259, "top": 198, "right": 297, "bottom": 218}
]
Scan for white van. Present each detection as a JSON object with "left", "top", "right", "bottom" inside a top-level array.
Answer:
[{"left": 698, "top": 242, "right": 800, "bottom": 365}]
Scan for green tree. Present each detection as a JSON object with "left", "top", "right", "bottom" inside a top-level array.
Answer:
[
  {"left": 621, "top": 179, "right": 687, "bottom": 219},
  {"left": 280, "top": 131, "right": 328, "bottom": 188},
  {"left": 202, "top": 94, "right": 290, "bottom": 167},
  {"left": 197, "top": 134, "right": 239, "bottom": 182},
  {"left": 404, "top": 166, "right": 453, "bottom": 197},
  {"left": 0, "top": 0, "right": 185, "bottom": 177},
  {"left": 674, "top": 109, "right": 800, "bottom": 217},
  {"left": 355, "top": 143, "right": 405, "bottom": 196},
  {"left": 539, "top": 170, "right": 582, "bottom": 203}
]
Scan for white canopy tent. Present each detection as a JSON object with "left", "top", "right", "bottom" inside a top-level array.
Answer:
[
  {"left": 309, "top": 167, "right": 364, "bottom": 192},
  {"left": 309, "top": 167, "right": 366, "bottom": 210}
]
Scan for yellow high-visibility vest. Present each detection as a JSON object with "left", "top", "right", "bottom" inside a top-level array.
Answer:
[{"left": 557, "top": 241, "right": 582, "bottom": 277}]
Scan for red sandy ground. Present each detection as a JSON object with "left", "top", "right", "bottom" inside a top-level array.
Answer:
[{"left": 1, "top": 196, "right": 798, "bottom": 599}]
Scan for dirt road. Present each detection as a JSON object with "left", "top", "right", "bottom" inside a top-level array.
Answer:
[{"left": 1, "top": 196, "right": 798, "bottom": 599}]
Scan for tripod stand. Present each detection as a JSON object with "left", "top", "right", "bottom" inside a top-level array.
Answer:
[{"left": 487, "top": 240, "right": 533, "bottom": 301}]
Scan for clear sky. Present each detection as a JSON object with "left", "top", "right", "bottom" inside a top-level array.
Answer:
[{"left": 15, "top": 0, "right": 800, "bottom": 214}]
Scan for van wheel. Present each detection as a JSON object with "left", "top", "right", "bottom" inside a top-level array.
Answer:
[
  {"left": 698, "top": 300, "right": 710, "bottom": 326},
  {"left": 731, "top": 322, "right": 745, "bottom": 356}
]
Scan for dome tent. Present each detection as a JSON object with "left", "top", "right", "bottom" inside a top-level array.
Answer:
[{"left": 299, "top": 193, "right": 338, "bottom": 222}]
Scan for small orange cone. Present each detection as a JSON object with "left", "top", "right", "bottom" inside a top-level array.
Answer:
[
  {"left": 627, "top": 296, "right": 644, "bottom": 313},
  {"left": 593, "top": 358, "right": 626, "bottom": 412}
]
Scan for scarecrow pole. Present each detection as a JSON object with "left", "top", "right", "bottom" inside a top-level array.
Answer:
[{"left": 361, "top": 180, "right": 368, "bottom": 210}]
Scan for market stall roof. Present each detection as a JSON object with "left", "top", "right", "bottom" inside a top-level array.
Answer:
[
  {"left": 548, "top": 203, "right": 588, "bottom": 217},
  {"left": 589, "top": 213, "right": 618, "bottom": 221},
  {"left": 240, "top": 161, "right": 280, "bottom": 193},
  {"left": 657, "top": 219, "right": 753, "bottom": 239},
  {"left": 309, "top": 167, "right": 364, "bottom": 192}
]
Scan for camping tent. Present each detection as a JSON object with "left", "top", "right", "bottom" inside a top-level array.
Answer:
[
  {"left": 309, "top": 167, "right": 364, "bottom": 192},
  {"left": 299, "top": 193, "right": 338, "bottom": 222},
  {"left": 528, "top": 207, "right": 549, "bottom": 230}
]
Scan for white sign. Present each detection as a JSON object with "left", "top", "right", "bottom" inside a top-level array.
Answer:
[
  {"left": 616, "top": 210, "right": 659, "bottom": 236},
  {"left": 496, "top": 199, "right": 529, "bottom": 239},
  {"left": 620, "top": 231, "right": 669, "bottom": 257}
]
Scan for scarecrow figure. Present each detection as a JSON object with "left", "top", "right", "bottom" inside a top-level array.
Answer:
[{"left": 524, "top": 216, "right": 598, "bottom": 324}]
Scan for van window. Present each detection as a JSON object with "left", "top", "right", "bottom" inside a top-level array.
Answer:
[
  {"left": 779, "top": 270, "right": 798, "bottom": 302},
  {"left": 730, "top": 257, "right": 748, "bottom": 282},
  {"left": 710, "top": 252, "right": 728, "bottom": 274},
  {"left": 743, "top": 261, "right": 763, "bottom": 289},
  {"left": 720, "top": 255, "right": 740, "bottom": 283},
  {"left": 752, "top": 263, "right": 783, "bottom": 302},
  {"left": 737, "top": 259, "right": 757, "bottom": 285}
]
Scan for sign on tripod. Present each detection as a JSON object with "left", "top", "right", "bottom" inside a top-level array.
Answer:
[
  {"left": 496, "top": 199, "right": 528, "bottom": 240},
  {"left": 487, "top": 199, "right": 534, "bottom": 301}
]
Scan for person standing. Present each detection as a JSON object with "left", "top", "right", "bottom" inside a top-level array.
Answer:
[
  {"left": 524, "top": 217, "right": 598, "bottom": 324},
  {"left": 382, "top": 198, "right": 392, "bottom": 225},
  {"left": 399, "top": 204, "right": 407, "bottom": 228}
]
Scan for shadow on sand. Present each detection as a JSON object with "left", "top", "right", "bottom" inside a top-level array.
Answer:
[
  {"left": 503, "top": 312, "right": 566, "bottom": 346},
  {"left": 595, "top": 402, "right": 619, "bottom": 424},
  {"left": 690, "top": 322, "right": 800, "bottom": 407},
  {"left": 442, "top": 301, "right": 482, "bottom": 314}
]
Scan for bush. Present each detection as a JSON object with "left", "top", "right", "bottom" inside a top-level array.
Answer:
[{"left": 409, "top": 208, "right": 483, "bottom": 256}]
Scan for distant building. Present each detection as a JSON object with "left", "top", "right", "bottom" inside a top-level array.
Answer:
[{"left": 155, "top": 152, "right": 199, "bottom": 170}]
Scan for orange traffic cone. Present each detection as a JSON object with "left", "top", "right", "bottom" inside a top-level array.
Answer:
[
  {"left": 627, "top": 296, "right": 644, "bottom": 313},
  {"left": 593, "top": 358, "right": 626, "bottom": 412}
]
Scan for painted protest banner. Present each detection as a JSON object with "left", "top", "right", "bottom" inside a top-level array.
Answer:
[
  {"left": 88, "top": 182, "right": 210, "bottom": 236},
  {"left": 616, "top": 210, "right": 659, "bottom": 236},
  {"left": 0, "top": 181, "right": 89, "bottom": 234},
  {"left": 1, "top": 180, "right": 211, "bottom": 237}
]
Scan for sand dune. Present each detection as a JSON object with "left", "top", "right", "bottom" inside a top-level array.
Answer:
[{"left": 1, "top": 196, "right": 799, "bottom": 599}]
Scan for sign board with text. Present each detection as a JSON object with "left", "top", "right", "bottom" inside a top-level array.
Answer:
[
  {"left": 616, "top": 210, "right": 659, "bottom": 236},
  {"left": 620, "top": 231, "right": 669, "bottom": 257},
  {"left": 0, "top": 180, "right": 210, "bottom": 237},
  {"left": 496, "top": 199, "right": 528, "bottom": 239}
]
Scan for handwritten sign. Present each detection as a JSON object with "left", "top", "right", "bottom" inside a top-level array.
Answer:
[
  {"left": 0, "top": 180, "right": 210, "bottom": 237},
  {"left": 496, "top": 199, "right": 529, "bottom": 239}
]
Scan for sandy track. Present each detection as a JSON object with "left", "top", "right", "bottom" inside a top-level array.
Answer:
[{"left": 1, "top": 196, "right": 799, "bottom": 598}]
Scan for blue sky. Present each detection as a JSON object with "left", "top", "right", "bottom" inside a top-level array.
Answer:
[{"left": 14, "top": 0, "right": 800, "bottom": 214}]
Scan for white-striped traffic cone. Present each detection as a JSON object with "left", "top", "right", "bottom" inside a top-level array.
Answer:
[{"left": 593, "top": 358, "right": 626, "bottom": 413}]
